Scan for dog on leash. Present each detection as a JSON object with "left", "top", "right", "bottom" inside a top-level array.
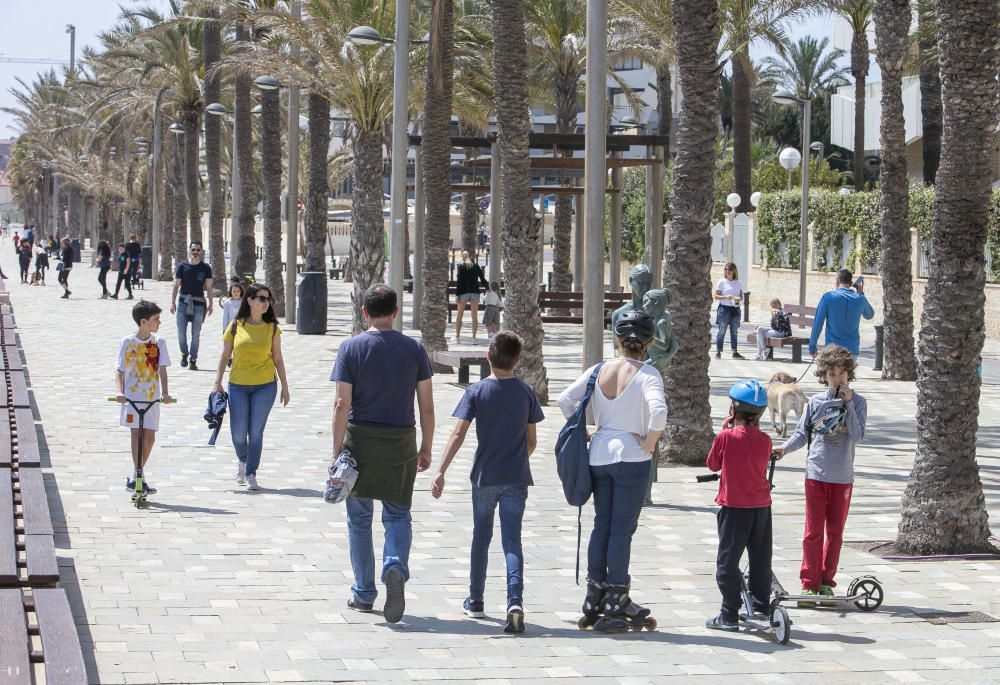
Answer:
[{"left": 767, "top": 371, "right": 807, "bottom": 437}]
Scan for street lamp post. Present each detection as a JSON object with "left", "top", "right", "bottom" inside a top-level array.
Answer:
[
  {"left": 774, "top": 89, "right": 811, "bottom": 307},
  {"left": 206, "top": 102, "right": 239, "bottom": 264},
  {"left": 286, "top": 0, "right": 302, "bottom": 325}
]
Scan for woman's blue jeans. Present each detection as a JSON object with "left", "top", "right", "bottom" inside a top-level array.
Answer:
[
  {"left": 227, "top": 381, "right": 277, "bottom": 475},
  {"left": 716, "top": 305, "right": 741, "bottom": 353},
  {"left": 587, "top": 461, "right": 649, "bottom": 586},
  {"left": 469, "top": 484, "right": 528, "bottom": 607}
]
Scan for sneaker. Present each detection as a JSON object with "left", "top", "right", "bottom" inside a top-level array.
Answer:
[
  {"left": 126, "top": 295, "right": 134, "bottom": 300},
  {"left": 347, "top": 597, "right": 374, "bottom": 613},
  {"left": 125, "top": 475, "right": 135, "bottom": 491},
  {"left": 181, "top": 354, "right": 188, "bottom": 368},
  {"left": 60, "top": 292, "right": 69, "bottom": 299},
  {"left": 797, "top": 588, "right": 818, "bottom": 608},
  {"left": 189, "top": 359, "right": 198, "bottom": 371},
  {"left": 705, "top": 613, "right": 739, "bottom": 632},
  {"left": 246, "top": 474, "right": 259, "bottom": 491},
  {"left": 110, "top": 293, "right": 118, "bottom": 299},
  {"left": 451, "top": 337, "right": 461, "bottom": 345},
  {"left": 504, "top": 605, "right": 525, "bottom": 634},
  {"left": 383, "top": 567, "right": 406, "bottom": 623},
  {"left": 101, "top": 292, "right": 108, "bottom": 299},
  {"left": 715, "top": 351, "right": 721, "bottom": 359},
  {"left": 235, "top": 461, "right": 247, "bottom": 486},
  {"left": 125, "top": 477, "right": 156, "bottom": 495},
  {"left": 463, "top": 597, "right": 486, "bottom": 619},
  {"left": 819, "top": 585, "right": 837, "bottom": 606},
  {"left": 732, "top": 351, "right": 745, "bottom": 359}
]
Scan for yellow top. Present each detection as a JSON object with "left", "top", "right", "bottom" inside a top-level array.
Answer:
[{"left": 223, "top": 320, "right": 281, "bottom": 386}]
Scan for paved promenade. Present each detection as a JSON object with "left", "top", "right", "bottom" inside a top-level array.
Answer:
[{"left": 6, "top": 248, "right": 1000, "bottom": 684}]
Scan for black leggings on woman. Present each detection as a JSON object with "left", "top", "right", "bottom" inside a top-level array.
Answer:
[
  {"left": 98, "top": 266, "right": 110, "bottom": 295},
  {"left": 19, "top": 259, "right": 30, "bottom": 283}
]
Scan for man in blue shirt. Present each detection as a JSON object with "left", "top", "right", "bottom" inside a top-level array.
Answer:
[{"left": 809, "top": 269, "right": 875, "bottom": 358}]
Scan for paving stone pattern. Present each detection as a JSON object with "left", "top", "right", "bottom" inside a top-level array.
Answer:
[{"left": 6, "top": 250, "right": 1000, "bottom": 684}]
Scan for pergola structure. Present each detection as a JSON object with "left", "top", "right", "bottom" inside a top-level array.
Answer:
[{"left": 408, "top": 132, "right": 669, "bottom": 328}]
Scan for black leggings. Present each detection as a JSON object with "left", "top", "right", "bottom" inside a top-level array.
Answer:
[
  {"left": 58, "top": 269, "right": 70, "bottom": 288},
  {"left": 18, "top": 261, "right": 29, "bottom": 282},
  {"left": 98, "top": 266, "right": 110, "bottom": 293},
  {"left": 114, "top": 270, "right": 133, "bottom": 297}
]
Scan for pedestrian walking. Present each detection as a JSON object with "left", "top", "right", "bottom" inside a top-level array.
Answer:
[
  {"left": 170, "top": 241, "right": 214, "bottom": 370},
  {"left": 57, "top": 236, "right": 73, "bottom": 298},
  {"left": 125, "top": 234, "right": 142, "bottom": 281},
  {"left": 557, "top": 311, "right": 666, "bottom": 632},
  {"left": 454, "top": 251, "right": 488, "bottom": 343},
  {"left": 212, "top": 283, "right": 289, "bottom": 491},
  {"left": 331, "top": 284, "right": 435, "bottom": 624},
  {"left": 33, "top": 244, "right": 47, "bottom": 285},
  {"left": 809, "top": 269, "right": 874, "bottom": 358},
  {"left": 111, "top": 244, "right": 133, "bottom": 299},
  {"left": 96, "top": 240, "right": 112, "bottom": 298},
  {"left": 714, "top": 262, "right": 744, "bottom": 359},
  {"left": 222, "top": 280, "right": 245, "bottom": 332},
  {"left": 17, "top": 239, "right": 32, "bottom": 284}
]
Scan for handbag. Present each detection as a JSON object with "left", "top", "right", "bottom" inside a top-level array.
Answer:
[
  {"left": 554, "top": 362, "right": 603, "bottom": 582},
  {"left": 55, "top": 261, "right": 64, "bottom": 272}
]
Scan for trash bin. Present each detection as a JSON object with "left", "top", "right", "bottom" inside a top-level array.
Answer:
[
  {"left": 141, "top": 245, "right": 152, "bottom": 279},
  {"left": 71, "top": 238, "right": 81, "bottom": 263},
  {"left": 296, "top": 272, "right": 327, "bottom": 335}
]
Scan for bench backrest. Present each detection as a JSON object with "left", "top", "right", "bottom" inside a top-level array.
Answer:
[{"left": 784, "top": 304, "right": 817, "bottom": 328}]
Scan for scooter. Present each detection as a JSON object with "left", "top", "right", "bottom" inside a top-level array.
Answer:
[{"left": 109, "top": 396, "right": 175, "bottom": 508}]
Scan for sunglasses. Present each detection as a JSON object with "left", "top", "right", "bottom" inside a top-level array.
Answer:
[
  {"left": 251, "top": 295, "right": 272, "bottom": 303},
  {"left": 189, "top": 249, "right": 202, "bottom": 253}
]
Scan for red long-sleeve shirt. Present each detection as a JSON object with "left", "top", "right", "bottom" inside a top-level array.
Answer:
[{"left": 706, "top": 425, "right": 773, "bottom": 508}]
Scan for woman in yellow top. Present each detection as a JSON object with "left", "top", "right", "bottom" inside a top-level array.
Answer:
[{"left": 213, "top": 283, "right": 290, "bottom": 490}]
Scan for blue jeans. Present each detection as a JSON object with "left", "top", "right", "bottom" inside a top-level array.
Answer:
[
  {"left": 470, "top": 484, "right": 528, "bottom": 607},
  {"left": 587, "top": 460, "right": 649, "bottom": 586},
  {"left": 176, "top": 305, "right": 206, "bottom": 360},
  {"left": 716, "top": 305, "right": 741, "bottom": 353},
  {"left": 227, "top": 381, "right": 277, "bottom": 475},
  {"left": 346, "top": 497, "right": 412, "bottom": 605}
]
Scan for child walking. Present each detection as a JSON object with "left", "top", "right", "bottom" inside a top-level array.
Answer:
[
  {"left": 482, "top": 281, "right": 502, "bottom": 338},
  {"left": 432, "top": 331, "right": 544, "bottom": 633},
  {"left": 773, "top": 344, "right": 867, "bottom": 605},
  {"left": 115, "top": 300, "right": 172, "bottom": 494},
  {"left": 222, "top": 281, "right": 245, "bottom": 332},
  {"left": 705, "top": 379, "right": 773, "bottom": 631},
  {"left": 754, "top": 298, "right": 792, "bottom": 360}
]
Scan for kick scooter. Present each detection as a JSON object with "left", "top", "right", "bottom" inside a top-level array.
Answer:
[{"left": 109, "top": 396, "right": 175, "bottom": 508}]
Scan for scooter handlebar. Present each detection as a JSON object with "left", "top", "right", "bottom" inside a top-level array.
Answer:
[
  {"left": 696, "top": 473, "right": 720, "bottom": 483},
  {"left": 107, "top": 397, "right": 177, "bottom": 404}
]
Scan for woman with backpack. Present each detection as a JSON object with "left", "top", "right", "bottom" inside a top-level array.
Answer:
[
  {"left": 556, "top": 311, "right": 667, "bottom": 632},
  {"left": 212, "top": 282, "right": 290, "bottom": 491}
]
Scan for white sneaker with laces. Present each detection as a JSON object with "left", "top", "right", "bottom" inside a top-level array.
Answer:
[
  {"left": 247, "top": 474, "right": 259, "bottom": 491},
  {"left": 236, "top": 461, "right": 247, "bottom": 486}
]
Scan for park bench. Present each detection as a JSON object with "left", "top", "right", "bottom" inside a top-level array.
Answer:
[
  {"left": 430, "top": 349, "right": 490, "bottom": 385},
  {"left": 746, "top": 304, "right": 816, "bottom": 363},
  {"left": 0, "top": 588, "right": 87, "bottom": 684},
  {"left": 537, "top": 290, "right": 628, "bottom": 326}
]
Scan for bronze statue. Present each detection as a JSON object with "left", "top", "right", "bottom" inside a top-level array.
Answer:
[
  {"left": 612, "top": 264, "right": 653, "bottom": 331},
  {"left": 642, "top": 288, "right": 678, "bottom": 375}
]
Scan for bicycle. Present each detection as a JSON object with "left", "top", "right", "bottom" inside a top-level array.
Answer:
[{"left": 108, "top": 396, "right": 176, "bottom": 508}]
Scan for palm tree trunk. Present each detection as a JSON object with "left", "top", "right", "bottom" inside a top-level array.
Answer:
[
  {"left": 170, "top": 134, "right": 187, "bottom": 268},
  {"left": 851, "top": 31, "right": 868, "bottom": 192},
  {"left": 662, "top": 0, "right": 720, "bottom": 465},
  {"left": 493, "top": 0, "right": 549, "bottom": 402},
  {"left": 731, "top": 47, "right": 753, "bottom": 213},
  {"left": 551, "top": 68, "right": 576, "bottom": 293},
  {"left": 656, "top": 60, "right": 672, "bottom": 162},
  {"left": 461, "top": 186, "right": 478, "bottom": 255},
  {"left": 183, "top": 106, "right": 202, "bottom": 244},
  {"left": 261, "top": 87, "right": 285, "bottom": 316},
  {"left": 421, "top": 0, "right": 455, "bottom": 363},
  {"left": 305, "top": 91, "right": 330, "bottom": 273},
  {"left": 234, "top": 20, "right": 256, "bottom": 278},
  {"left": 896, "top": 0, "right": 998, "bottom": 555},
  {"left": 203, "top": 7, "right": 226, "bottom": 293},
  {"left": 875, "top": 0, "right": 916, "bottom": 381},
  {"left": 918, "top": 1, "right": 942, "bottom": 185},
  {"left": 349, "top": 129, "right": 386, "bottom": 333}
]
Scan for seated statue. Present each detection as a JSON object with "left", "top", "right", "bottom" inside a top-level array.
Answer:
[{"left": 642, "top": 287, "right": 678, "bottom": 375}]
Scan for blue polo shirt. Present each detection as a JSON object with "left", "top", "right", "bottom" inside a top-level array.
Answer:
[{"left": 810, "top": 287, "right": 875, "bottom": 356}]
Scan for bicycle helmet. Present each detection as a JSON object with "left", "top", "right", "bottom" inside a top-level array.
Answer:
[
  {"left": 810, "top": 397, "right": 847, "bottom": 436},
  {"left": 728, "top": 379, "right": 768, "bottom": 415},
  {"left": 614, "top": 310, "right": 655, "bottom": 343}
]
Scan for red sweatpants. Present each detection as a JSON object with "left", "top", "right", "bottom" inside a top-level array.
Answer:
[{"left": 800, "top": 478, "right": 853, "bottom": 591}]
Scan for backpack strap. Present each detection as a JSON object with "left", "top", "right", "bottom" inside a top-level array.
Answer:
[{"left": 573, "top": 362, "right": 603, "bottom": 585}]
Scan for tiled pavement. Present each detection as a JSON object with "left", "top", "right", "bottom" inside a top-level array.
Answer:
[{"left": 5, "top": 247, "right": 1000, "bottom": 684}]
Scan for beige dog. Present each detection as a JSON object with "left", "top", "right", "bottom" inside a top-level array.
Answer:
[{"left": 767, "top": 371, "right": 807, "bottom": 437}]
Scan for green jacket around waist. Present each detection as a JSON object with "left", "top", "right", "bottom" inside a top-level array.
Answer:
[{"left": 343, "top": 421, "right": 418, "bottom": 506}]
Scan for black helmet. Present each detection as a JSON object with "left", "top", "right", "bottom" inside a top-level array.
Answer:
[{"left": 614, "top": 310, "right": 655, "bottom": 343}]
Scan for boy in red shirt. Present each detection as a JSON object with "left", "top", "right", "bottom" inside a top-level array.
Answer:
[{"left": 705, "top": 379, "right": 773, "bottom": 631}]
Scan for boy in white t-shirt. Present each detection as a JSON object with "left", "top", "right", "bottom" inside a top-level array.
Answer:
[{"left": 115, "top": 300, "right": 172, "bottom": 494}]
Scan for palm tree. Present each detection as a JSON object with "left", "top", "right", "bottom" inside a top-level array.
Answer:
[
  {"left": 233, "top": 18, "right": 257, "bottom": 278},
  {"left": 874, "top": 0, "right": 916, "bottom": 381},
  {"left": 917, "top": 0, "right": 941, "bottom": 184},
  {"left": 662, "top": 0, "right": 720, "bottom": 465},
  {"left": 259, "top": 83, "right": 285, "bottom": 315},
  {"left": 761, "top": 36, "right": 849, "bottom": 98},
  {"left": 305, "top": 91, "right": 330, "bottom": 275},
  {"left": 203, "top": 6, "right": 227, "bottom": 292},
  {"left": 828, "top": 0, "right": 873, "bottom": 192},
  {"left": 493, "top": 0, "right": 549, "bottom": 401},
  {"left": 896, "top": 0, "right": 997, "bottom": 554}
]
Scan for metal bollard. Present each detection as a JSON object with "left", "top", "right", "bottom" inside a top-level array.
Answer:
[
  {"left": 874, "top": 324, "right": 884, "bottom": 371},
  {"left": 743, "top": 291, "right": 751, "bottom": 322}
]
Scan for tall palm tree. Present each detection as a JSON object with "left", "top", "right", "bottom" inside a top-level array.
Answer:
[
  {"left": 874, "top": 0, "right": 916, "bottom": 381},
  {"left": 896, "top": 0, "right": 998, "bottom": 554},
  {"left": 917, "top": 0, "right": 941, "bottom": 185},
  {"left": 203, "top": 6, "right": 227, "bottom": 292},
  {"left": 305, "top": 91, "right": 330, "bottom": 275},
  {"left": 234, "top": 18, "right": 257, "bottom": 278},
  {"left": 663, "top": 0, "right": 720, "bottom": 465},
  {"left": 828, "top": 0, "right": 873, "bottom": 191},
  {"left": 761, "top": 36, "right": 849, "bottom": 98},
  {"left": 260, "top": 84, "right": 285, "bottom": 315},
  {"left": 493, "top": 0, "right": 549, "bottom": 401}
]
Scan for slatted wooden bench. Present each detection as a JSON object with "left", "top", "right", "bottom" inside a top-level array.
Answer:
[
  {"left": 746, "top": 304, "right": 816, "bottom": 363},
  {"left": 0, "top": 588, "right": 87, "bottom": 684},
  {"left": 430, "top": 350, "right": 490, "bottom": 385},
  {"left": 537, "top": 290, "right": 629, "bottom": 326}
]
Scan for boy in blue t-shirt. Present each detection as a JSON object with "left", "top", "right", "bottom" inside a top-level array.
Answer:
[{"left": 432, "top": 331, "right": 544, "bottom": 634}]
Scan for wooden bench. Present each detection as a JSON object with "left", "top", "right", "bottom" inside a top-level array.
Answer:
[
  {"left": 0, "top": 588, "right": 87, "bottom": 684},
  {"left": 746, "top": 304, "right": 816, "bottom": 363},
  {"left": 430, "top": 350, "right": 490, "bottom": 385},
  {"left": 0, "top": 588, "right": 30, "bottom": 681},
  {"left": 8, "top": 370, "right": 29, "bottom": 409},
  {"left": 537, "top": 291, "right": 628, "bottom": 326}
]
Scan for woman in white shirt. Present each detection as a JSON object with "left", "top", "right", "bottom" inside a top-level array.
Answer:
[
  {"left": 715, "top": 262, "right": 744, "bottom": 359},
  {"left": 557, "top": 311, "right": 667, "bottom": 631}
]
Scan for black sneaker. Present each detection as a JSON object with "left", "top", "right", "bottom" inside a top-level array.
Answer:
[
  {"left": 189, "top": 359, "right": 198, "bottom": 371},
  {"left": 504, "top": 604, "right": 525, "bottom": 634},
  {"left": 706, "top": 613, "right": 739, "bottom": 632},
  {"left": 347, "top": 597, "right": 374, "bottom": 613},
  {"left": 383, "top": 567, "right": 406, "bottom": 623},
  {"left": 126, "top": 295, "right": 134, "bottom": 300},
  {"left": 181, "top": 354, "right": 188, "bottom": 368},
  {"left": 110, "top": 293, "right": 119, "bottom": 299},
  {"left": 463, "top": 597, "right": 486, "bottom": 618},
  {"left": 732, "top": 351, "right": 745, "bottom": 359},
  {"left": 60, "top": 292, "right": 69, "bottom": 299},
  {"left": 715, "top": 351, "right": 721, "bottom": 359}
]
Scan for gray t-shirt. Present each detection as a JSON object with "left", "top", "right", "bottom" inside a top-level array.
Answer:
[{"left": 780, "top": 389, "right": 867, "bottom": 484}]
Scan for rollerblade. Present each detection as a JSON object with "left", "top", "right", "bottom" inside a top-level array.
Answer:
[
  {"left": 592, "top": 584, "right": 657, "bottom": 633},
  {"left": 576, "top": 578, "right": 606, "bottom": 630}
]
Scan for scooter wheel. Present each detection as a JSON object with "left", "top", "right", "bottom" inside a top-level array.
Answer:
[
  {"left": 772, "top": 606, "right": 791, "bottom": 645},
  {"left": 853, "top": 579, "right": 884, "bottom": 612}
]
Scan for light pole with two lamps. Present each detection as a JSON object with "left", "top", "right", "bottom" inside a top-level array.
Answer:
[{"left": 773, "top": 89, "right": 813, "bottom": 307}]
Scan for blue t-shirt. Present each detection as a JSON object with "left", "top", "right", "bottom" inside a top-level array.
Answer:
[
  {"left": 452, "top": 377, "right": 545, "bottom": 487},
  {"left": 175, "top": 261, "right": 213, "bottom": 299},
  {"left": 331, "top": 330, "right": 433, "bottom": 428}
]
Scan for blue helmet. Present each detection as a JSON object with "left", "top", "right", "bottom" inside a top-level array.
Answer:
[{"left": 729, "top": 379, "right": 768, "bottom": 415}]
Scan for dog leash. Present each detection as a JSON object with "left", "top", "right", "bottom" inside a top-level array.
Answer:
[{"left": 794, "top": 357, "right": 815, "bottom": 384}]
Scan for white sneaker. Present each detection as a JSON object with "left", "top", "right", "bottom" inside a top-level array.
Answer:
[
  {"left": 247, "top": 474, "right": 259, "bottom": 491},
  {"left": 236, "top": 461, "right": 247, "bottom": 486},
  {"left": 452, "top": 337, "right": 461, "bottom": 344}
]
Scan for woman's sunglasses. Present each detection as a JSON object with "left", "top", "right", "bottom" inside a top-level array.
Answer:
[{"left": 251, "top": 295, "right": 273, "bottom": 303}]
